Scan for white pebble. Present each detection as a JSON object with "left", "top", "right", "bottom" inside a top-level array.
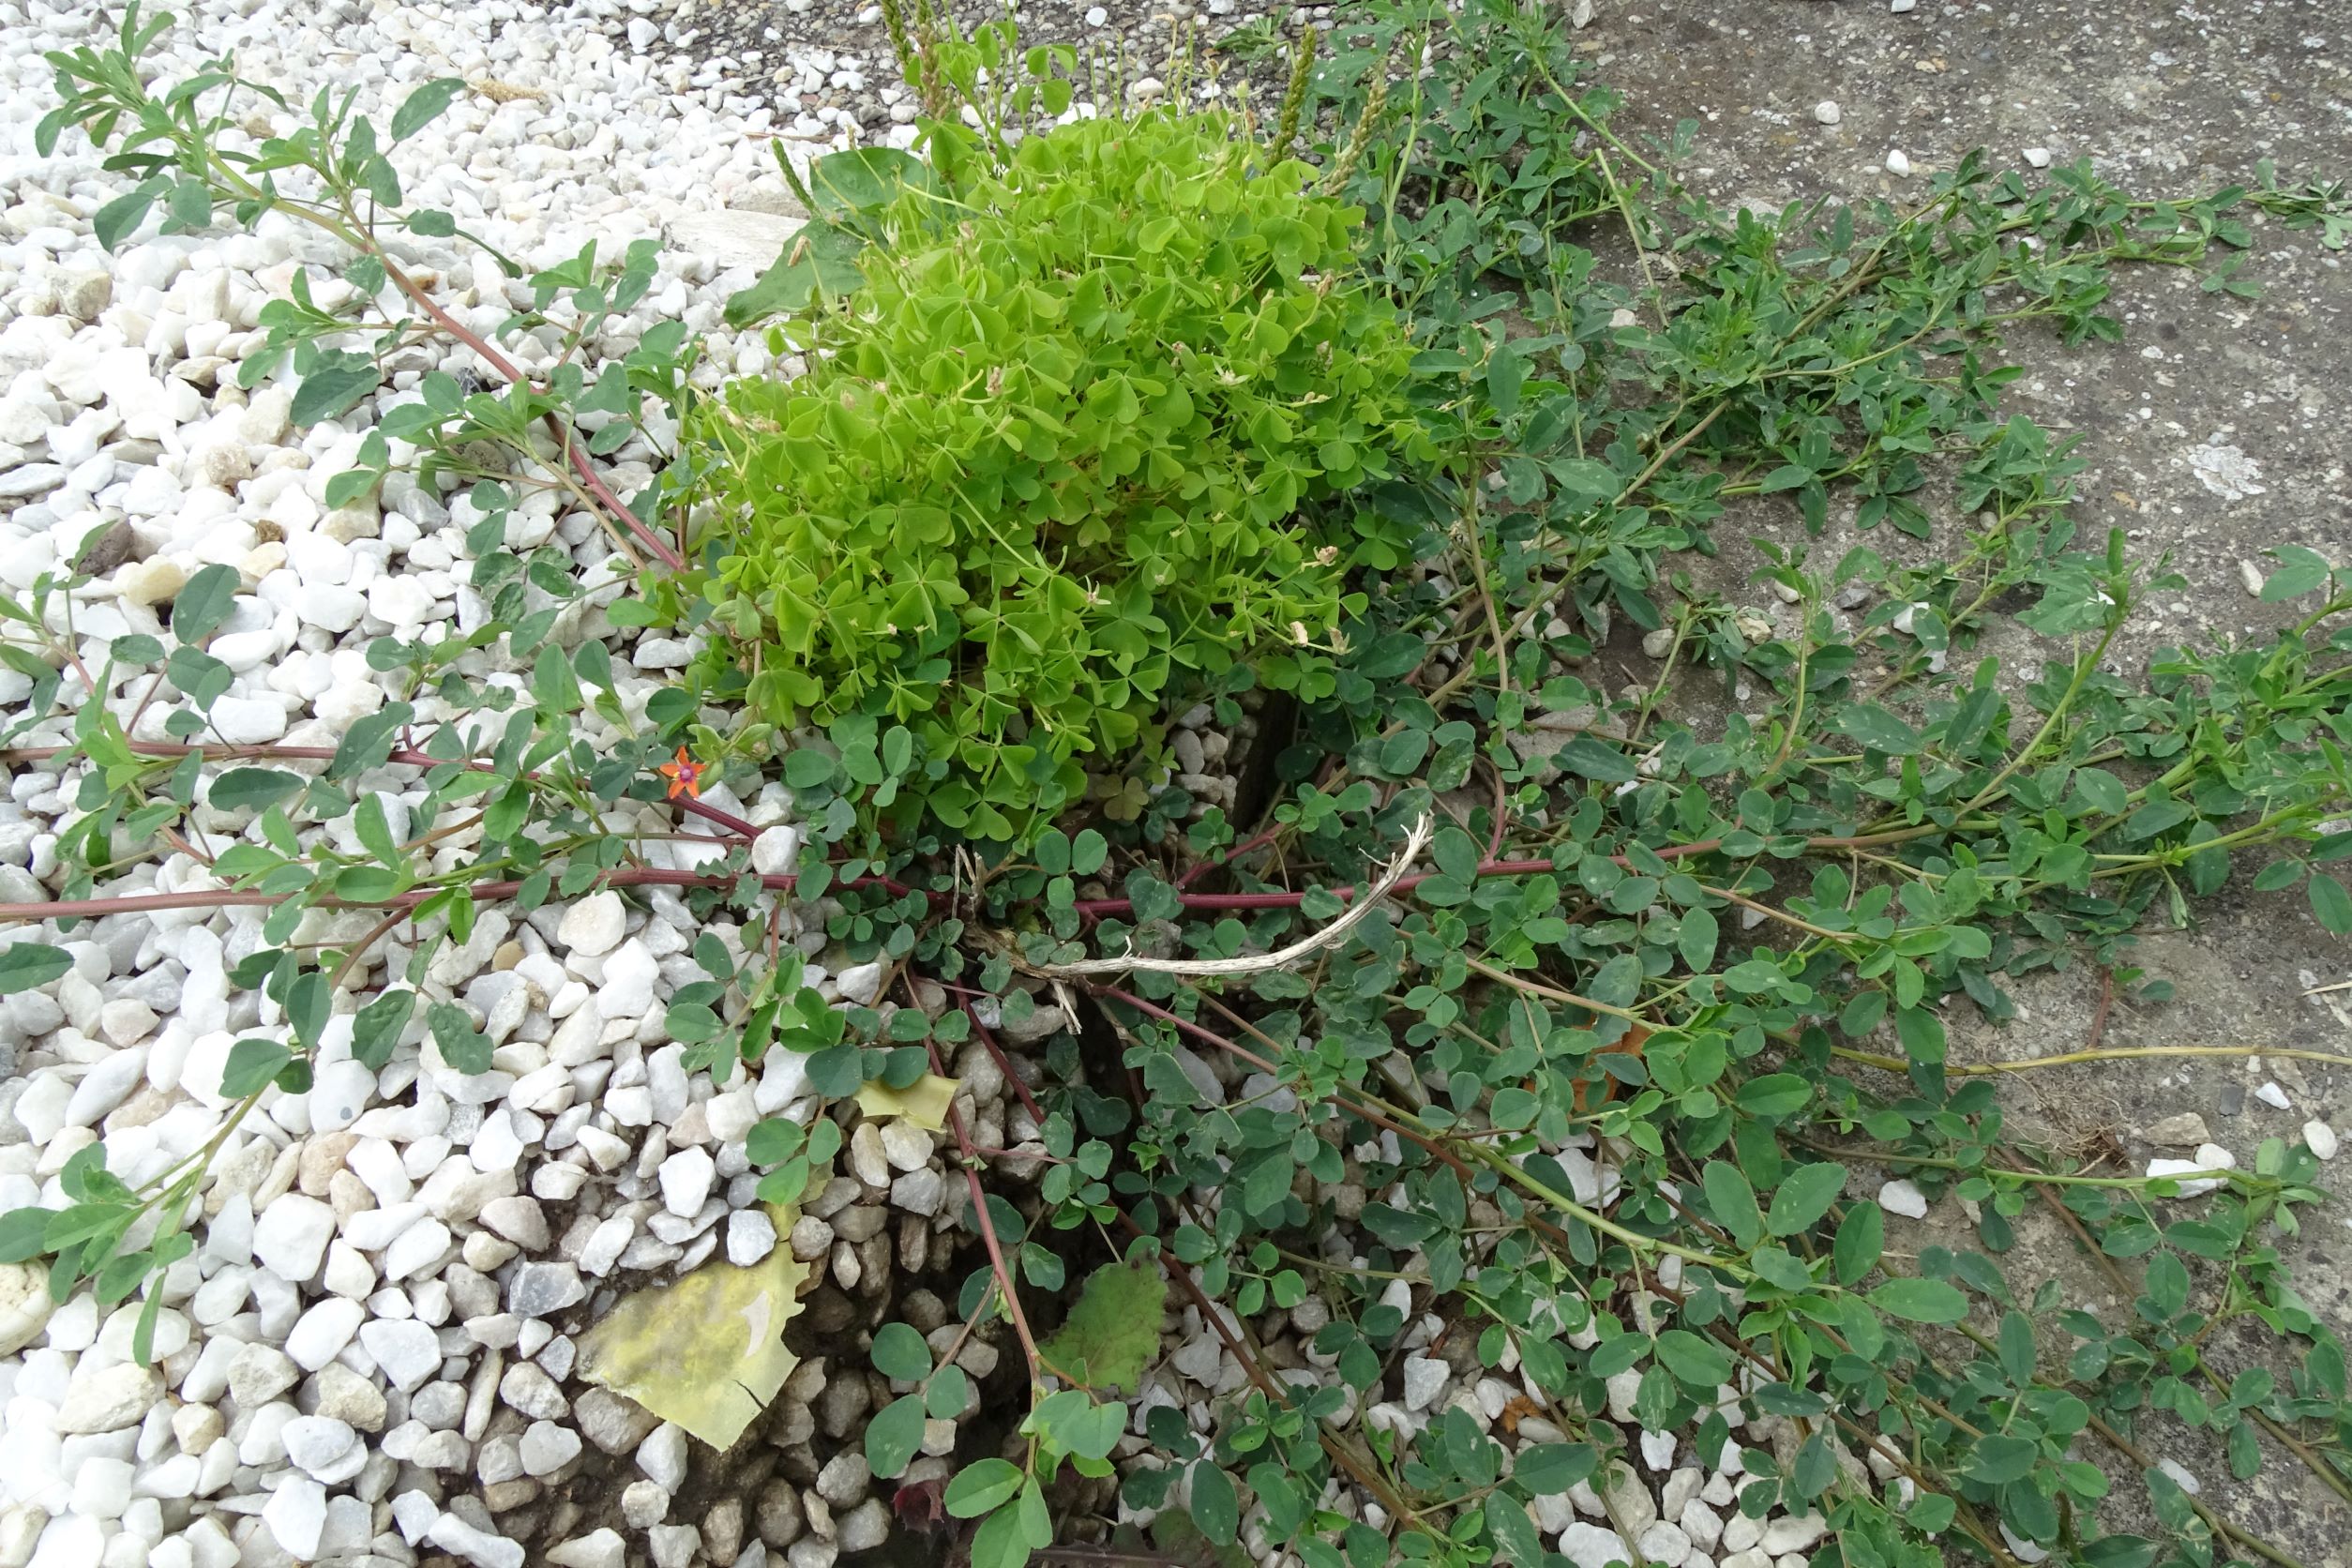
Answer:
[
  {"left": 891, "top": 1167, "right": 945, "bottom": 1217},
  {"left": 264, "top": 1476, "right": 328, "bottom": 1559},
  {"left": 1762, "top": 1515, "right": 1827, "bottom": 1554},
  {"left": 638, "top": 1422, "right": 689, "bottom": 1490},
  {"left": 359, "top": 1318, "right": 445, "bottom": 1392},
  {"left": 658, "top": 1147, "right": 716, "bottom": 1218},
  {"left": 835, "top": 960, "right": 884, "bottom": 1006},
  {"left": 521, "top": 1420, "right": 584, "bottom": 1476},
  {"left": 597, "top": 940, "right": 660, "bottom": 1018},
  {"left": 251, "top": 1195, "right": 337, "bottom": 1282},
  {"left": 285, "top": 1297, "right": 366, "bottom": 1369},
  {"left": 1401, "top": 1355, "right": 1448, "bottom": 1411},
  {"left": 1876, "top": 1179, "right": 1928, "bottom": 1219},
  {"left": 558, "top": 891, "right": 627, "bottom": 957},
  {"left": 1560, "top": 1523, "right": 1633, "bottom": 1568},
  {"left": 368, "top": 574, "right": 438, "bottom": 627},
  {"left": 727, "top": 1208, "right": 777, "bottom": 1266},
  {"left": 430, "top": 1511, "right": 527, "bottom": 1568},
  {"left": 751, "top": 824, "right": 802, "bottom": 875},
  {"left": 548, "top": 1530, "right": 626, "bottom": 1568},
  {"left": 878, "top": 1120, "right": 931, "bottom": 1172},
  {"left": 2147, "top": 1153, "right": 2228, "bottom": 1198},
  {"left": 1639, "top": 1521, "right": 1694, "bottom": 1564},
  {"left": 281, "top": 1414, "right": 360, "bottom": 1481},
  {"left": 68, "top": 1455, "right": 133, "bottom": 1519}
]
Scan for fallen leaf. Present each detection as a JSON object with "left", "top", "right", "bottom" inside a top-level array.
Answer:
[
  {"left": 1038, "top": 1260, "right": 1167, "bottom": 1393},
  {"left": 574, "top": 1203, "right": 808, "bottom": 1449},
  {"left": 470, "top": 77, "right": 548, "bottom": 102},
  {"left": 855, "top": 1074, "right": 958, "bottom": 1131},
  {"left": 74, "top": 519, "right": 136, "bottom": 575}
]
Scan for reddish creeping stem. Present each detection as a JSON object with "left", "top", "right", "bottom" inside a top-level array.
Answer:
[{"left": 1069, "top": 839, "right": 1738, "bottom": 919}]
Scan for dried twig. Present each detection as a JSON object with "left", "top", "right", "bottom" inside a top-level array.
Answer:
[
  {"left": 2084, "top": 967, "right": 2117, "bottom": 1054},
  {"left": 1024, "top": 813, "right": 1431, "bottom": 979}
]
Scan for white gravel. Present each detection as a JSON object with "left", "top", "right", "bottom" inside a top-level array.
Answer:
[{"left": 0, "top": 0, "right": 976, "bottom": 1560}]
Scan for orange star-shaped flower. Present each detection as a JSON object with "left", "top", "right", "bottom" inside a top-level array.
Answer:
[{"left": 658, "top": 745, "right": 705, "bottom": 801}]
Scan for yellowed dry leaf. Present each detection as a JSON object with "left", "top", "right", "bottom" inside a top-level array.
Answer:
[
  {"left": 854, "top": 1074, "right": 957, "bottom": 1131},
  {"left": 469, "top": 77, "right": 547, "bottom": 102},
  {"left": 574, "top": 1203, "right": 809, "bottom": 1449}
]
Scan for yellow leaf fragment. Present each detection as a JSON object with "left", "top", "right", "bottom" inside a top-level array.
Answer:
[
  {"left": 574, "top": 1203, "right": 809, "bottom": 1450},
  {"left": 854, "top": 1074, "right": 958, "bottom": 1131}
]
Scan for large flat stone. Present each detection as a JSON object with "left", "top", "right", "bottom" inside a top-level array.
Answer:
[{"left": 664, "top": 210, "right": 808, "bottom": 270}]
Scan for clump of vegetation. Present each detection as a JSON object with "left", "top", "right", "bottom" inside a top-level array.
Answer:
[
  {"left": 8, "top": 6, "right": 2352, "bottom": 1568},
  {"left": 690, "top": 105, "right": 1430, "bottom": 843}
]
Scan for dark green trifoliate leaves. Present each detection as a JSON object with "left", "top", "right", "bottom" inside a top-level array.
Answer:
[
  {"left": 0, "top": 944, "right": 71, "bottom": 996},
  {"left": 208, "top": 768, "right": 304, "bottom": 813},
  {"left": 1765, "top": 1164, "right": 1847, "bottom": 1236},
  {"left": 427, "top": 1001, "right": 491, "bottom": 1075},
  {"left": 864, "top": 1395, "right": 926, "bottom": 1479},
  {"left": 352, "top": 988, "right": 415, "bottom": 1070},
  {"left": 870, "top": 1321, "right": 932, "bottom": 1381},
  {"left": 389, "top": 78, "right": 466, "bottom": 142},
  {"left": 220, "top": 1038, "right": 293, "bottom": 1099},
  {"left": 1869, "top": 1278, "right": 1970, "bottom": 1323},
  {"left": 1703, "top": 1161, "right": 1764, "bottom": 1251}
]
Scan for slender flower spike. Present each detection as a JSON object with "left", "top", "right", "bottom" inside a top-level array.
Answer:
[{"left": 659, "top": 746, "right": 705, "bottom": 800}]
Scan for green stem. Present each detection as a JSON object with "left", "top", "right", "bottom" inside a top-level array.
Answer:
[{"left": 1790, "top": 1137, "right": 2261, "bottom": 1195}]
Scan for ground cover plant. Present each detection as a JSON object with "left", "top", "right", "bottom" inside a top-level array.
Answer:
[
  {"left": 687, "top": 86, "right": 1432, "bottom": 844},
  {"left": 3, "top": 2, "right": 2351, "bottom": 1568}
]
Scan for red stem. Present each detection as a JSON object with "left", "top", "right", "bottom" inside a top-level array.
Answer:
[
  {"left": 1095, "top": 985, "right": 1278, "bottom": 1077},
  {"left": 1174, "top": 820, "right": 1288, "bottom": 890},
  {"left": 1074, "top": 823, "right": 1943, "bottom": 919},
  {"left": 961, "top": 1003, "right": 1046, "bottom": 1123},
  {"left": 922, "top": 1032, "right": 1050, "bottom": 1379},
  {"left": 2085, "top": 968, "right": 2117, "bottom": 1054},
  {"left": 0, "top": 864, "right": 922, "bottom": 924},
  {"left": 0, "top": 739, "right": 759, "bottom": 840},
  {"left": 1078, "top": 853, "right": 1620, "bottom": 917},
  {"left": 954, "top": 1141, "right": 1045, "bottom": 1371},
  {"left": 377, "top": 251, "right": 686, "bottom": 572}
]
